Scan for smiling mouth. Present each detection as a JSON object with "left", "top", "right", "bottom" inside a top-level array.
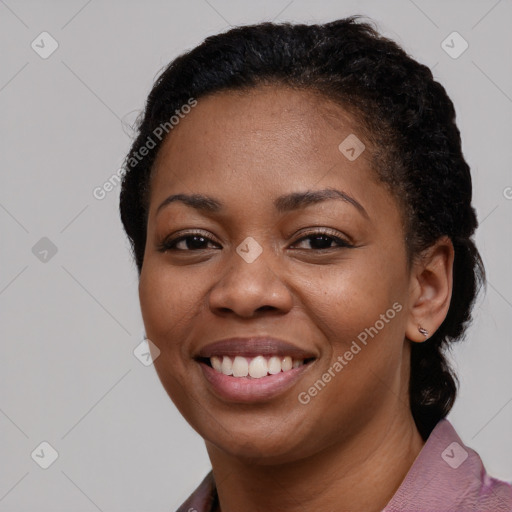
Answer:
[{"left": 197, "top": 355, "right": 316, "bottom": 379}]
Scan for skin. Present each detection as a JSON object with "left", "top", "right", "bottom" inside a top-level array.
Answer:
[{"left": 138, "top": 85, "right": 454, "bottom": 512}]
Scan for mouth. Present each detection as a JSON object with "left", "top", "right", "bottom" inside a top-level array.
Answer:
[
  {"left": 194, "top": 337, "right": 317, "bottom": 402},
  {"left": 197, "top": 354, "right": 316, "bottom": 378}
]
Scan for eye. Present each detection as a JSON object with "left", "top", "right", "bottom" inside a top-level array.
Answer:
[
  {"left": 157, "top": 231, "right": 221, "bottom": 252},
  {"left": 157, "top": 228, "right": 353, "bottom": 253},
  {"left": 290, "top": 229, "right": 353, "bottom": 250}
]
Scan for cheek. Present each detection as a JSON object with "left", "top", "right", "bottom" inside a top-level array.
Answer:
[
  {"left": 138, "top": 264, "right": 208, "bottom": 417},
  {"left": 294, "top": 256, "right": 407, "bottom": 388},
  {"left": 296, "top": 252, "right": 404, "bottom": 338},
  {"left": 138, "top": 264, "right": 204, "bottom": 357}
]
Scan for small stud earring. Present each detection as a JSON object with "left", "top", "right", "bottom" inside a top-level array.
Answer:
[{"left": 418, "top": 325, "right": 429, "bottom": 338}]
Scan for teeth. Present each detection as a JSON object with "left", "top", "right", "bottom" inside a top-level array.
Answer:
[
  {"left": 211, "top": 356, "right": 222, "bottom": 372},
  {"left": 209, "top": 355, "right": 306, "bottom": 378},
  {"left": 232, "top": 356, "right": 249, "bottom": 377},
  {"left": 221, "top": 356, "right": 233, "bottom": 376},
  {"left": 248, "top": 356, "right": 268, "bottom": 379},
  {"left": 281, "top": 356, "right": 293, "bottom": 372},
  {"left": 268, "top": 356, "right": 282, "bottom": 374}
]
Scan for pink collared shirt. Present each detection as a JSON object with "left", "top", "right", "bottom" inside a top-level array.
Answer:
[{"left": 176, "top": 419, "right": 512, "bottom": 511}]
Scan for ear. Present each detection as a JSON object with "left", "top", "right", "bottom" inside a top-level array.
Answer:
[{"left": 405, "top": 236, "right": 454, "bottom": 343}]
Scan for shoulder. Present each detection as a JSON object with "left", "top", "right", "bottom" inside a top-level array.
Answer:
[{"left": 384, "top": 419, "right": 512, "bottom": 512}]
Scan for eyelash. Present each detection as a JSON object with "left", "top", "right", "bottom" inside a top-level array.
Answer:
[{"left": 156, "top": 228, "right": 354, "bottom": 253}]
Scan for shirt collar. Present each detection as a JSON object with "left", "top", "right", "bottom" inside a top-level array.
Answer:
[{"left": 383, "top": 418, "right": 512, "bottom": 511}]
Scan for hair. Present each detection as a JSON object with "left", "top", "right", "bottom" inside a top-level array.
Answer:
[{"left": 119, "top": 15, "right": 486, "bottom": 440}]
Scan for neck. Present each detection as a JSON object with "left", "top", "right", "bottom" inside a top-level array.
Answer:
[{"left": 206, "top": 409, "right": 425, "bottom": 512}]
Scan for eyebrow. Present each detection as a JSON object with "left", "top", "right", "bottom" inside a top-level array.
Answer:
[{"left": 156, "top": 188, "right": 369, "bottom": 219}]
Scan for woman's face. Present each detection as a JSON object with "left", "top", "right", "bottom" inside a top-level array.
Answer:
[{"left": 139, "top": 85, "right": 416, "bottom": 463}]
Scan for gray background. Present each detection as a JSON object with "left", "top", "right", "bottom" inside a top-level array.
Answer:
[{"left": 1, "top": 0, "right": 511, "bottom": 510}]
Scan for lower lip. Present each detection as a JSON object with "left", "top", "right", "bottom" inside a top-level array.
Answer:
[{"left": 198, "top": 361, "right": 313, "bottom": 403}]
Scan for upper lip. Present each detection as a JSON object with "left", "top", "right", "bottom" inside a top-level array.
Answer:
[{"left": 196, "top": 337, "right": 317, "bottom": 360}]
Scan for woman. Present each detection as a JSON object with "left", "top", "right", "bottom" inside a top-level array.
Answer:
[{"left": 119, "top": 16, "right": 512, "bottom": 512}]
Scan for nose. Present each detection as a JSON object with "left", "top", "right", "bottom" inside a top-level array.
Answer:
[{"left": 208, "top": 246, "right": 294, "bottom": 318}]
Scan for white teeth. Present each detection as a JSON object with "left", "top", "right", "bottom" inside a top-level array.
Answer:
[
  {"left": 248, "top": 356, "right": 268, "bottom": 378},
  {"left": 211, "top": 356, "right": 222, "bottom": 372},
  {"left": 209, "top": 355, "right": 306, "bottom": 378},
  {"left": 281, "top": 356, "right": 293, "bottom": 372},
  {"left": 268, "top": 356, "right": 282, "bottom": 374},
  {"left": 221, "top": 356, "right": 233, "bottom": 376},
  {"left": 232, "top": 356, "right": 249, "bottom": 377}
]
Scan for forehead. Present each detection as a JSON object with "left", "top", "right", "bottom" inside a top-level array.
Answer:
[{"left": 150, "top": 85, "right": 375, "bottom": 187}]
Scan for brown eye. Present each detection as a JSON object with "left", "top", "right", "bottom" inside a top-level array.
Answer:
[
  {"left": 157, "top": 232, "right": 221, "bottom": 252},
  {"left": 291, "top": 230, "right": 353, "bottom": 250}
]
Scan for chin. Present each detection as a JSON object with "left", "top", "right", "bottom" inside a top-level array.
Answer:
[{"left": 200, "top": 417, "right": 319, "bottom": 465}]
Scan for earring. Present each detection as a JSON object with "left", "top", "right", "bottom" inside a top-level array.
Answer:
[{"left": 418, "top": 325, "right": 429, "bottom": 338}]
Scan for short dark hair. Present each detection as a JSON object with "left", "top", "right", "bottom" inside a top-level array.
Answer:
[{"left": 119, "top": 15, "right": 486, "bottom": 439}]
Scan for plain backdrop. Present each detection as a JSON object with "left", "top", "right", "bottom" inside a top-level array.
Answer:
[{"left": 1, "top": 1, "right": 511, "bottom": 510}]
